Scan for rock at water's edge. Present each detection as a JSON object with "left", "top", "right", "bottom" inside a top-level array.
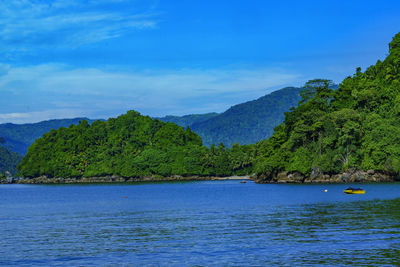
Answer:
[{"left": 255, "top": 170, "right": 399, "bottom": 183}]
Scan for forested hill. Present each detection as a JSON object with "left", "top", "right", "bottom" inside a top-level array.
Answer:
[
  {"left": 17, "top": 33, "right": 400, "bottom": 182},
  {"left": 17, "top": 111, "right": 255, "bottom": 179},
  {"left": 191, "top": 87, "right": 303, "bottom": 147},
  {"left": 157, "top": 113, "right": 219, "bottom": 127},
  {"left": 0, "top": 145, "right": 23, "bottom": 176},
  {"left": 254, "top": 32, "right": 400, "bottom": 181},
  {"left": 0, "top": 118, "right": 97, "bottom": 155}
]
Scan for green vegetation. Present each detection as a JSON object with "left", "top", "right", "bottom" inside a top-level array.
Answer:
[
  {"left": 253, "top": 33, "right": 400, "bottom": 180},
  {"left": 0, "top": 146, "right": 23, "bottom": 176},
  {"left": 191, "top": 87, "right": 303, "bottom": 147},
  {"left": 157, "top": 113, "right": 219, "bottom": 128},
  {"left": 0, "top": 118, "right": 99, "bottom": 176},
  {"left": 18, "top": 111, "right": 254, "bottom": 178},
  {"left": 4, "top": 88, "right": 302, "bottom": 156},
  {"left": 0, "top": 118, "right": 98, "bottom": 155},
  {"left": 159, "top": 87, "right": 304, "bottom": 148},
  {"left": 17, "top": 33, "right": 400, "bottom": 181}
]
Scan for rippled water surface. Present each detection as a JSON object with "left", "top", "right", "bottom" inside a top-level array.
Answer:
[{"left": 1, "top": 181, "right": 400, "bottom": 266}]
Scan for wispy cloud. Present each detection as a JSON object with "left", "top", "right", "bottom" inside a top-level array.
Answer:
[
  {"left": 0, "top": 109, "right": 86, "bottom": 124},
  {"left": 0, "top": 0, "right": 158, "bottom": 51},
  {"left": 0, "top": 64, "right": 304, "bottom": 123}
]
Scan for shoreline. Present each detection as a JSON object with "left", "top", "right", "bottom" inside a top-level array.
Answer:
[
  {"left": 4, "top": 170, "right": 400, "bottom": 185},
  {"left": 3, "top": 175, "right": 251, "bottom": 184},
  {"left": 254, "top": 170, "right": 400, "bottom": 184}
]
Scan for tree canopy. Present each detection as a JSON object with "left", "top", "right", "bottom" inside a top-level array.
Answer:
[
  {"left": 253, "top": 32, "right": 400, "bottom": 180},
  {"left": 17, "top": 32, "right": 400, "bottom": 181},
  {"left": 0, "top": 145, "right": 22, "bottom": 176},
  {"left": 0, "top": 118, "right": 98, "bottom": 155},
  {"left": 18, "top": 111, "right": 255, "bottom": 178}
]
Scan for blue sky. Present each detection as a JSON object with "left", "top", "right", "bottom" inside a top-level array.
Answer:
[{"left": 0, "top": 0, "right": 399, "bottom": 123}]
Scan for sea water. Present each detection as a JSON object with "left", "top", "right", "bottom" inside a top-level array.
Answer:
[{"left": 1, "top": 181, "right": 400, "bottom": 266}]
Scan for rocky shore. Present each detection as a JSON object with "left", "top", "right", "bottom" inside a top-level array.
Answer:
[
  {"left": 5, "top": 175, "right": 251, "bottom": 184},
  {"left": 254, "top": 168, "right": 399, "bottom": 184},
  {"left": 2, "top": 170, "right": 398, "bottom": 184}
]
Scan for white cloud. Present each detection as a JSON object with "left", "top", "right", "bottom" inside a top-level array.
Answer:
[
  {"left": 0, "top": 64, "right": 304, "bottom": 123},
  {"left": 0, "top": 0, "right": 158, "bottom": 50}
]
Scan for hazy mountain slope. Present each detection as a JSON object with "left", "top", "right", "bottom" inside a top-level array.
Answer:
[
  {"left": 157, "top": 113, "right": 219, "bottom": 128},
  {"left": 0, "top": 118, "right": 98, "bottom": 155},
  {"left": 191, "top": 87, "right": 303, "bottom": 147}
]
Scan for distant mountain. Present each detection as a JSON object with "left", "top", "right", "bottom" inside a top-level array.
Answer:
[
  {"left": 0, "top": 118, "right": 98, "bottom": 155},
  {"left": 157, "top": 113, "right": 219, "bottom": 128},
  {"left": 191, "top": 87, "right": 303, "bottom": 147}
]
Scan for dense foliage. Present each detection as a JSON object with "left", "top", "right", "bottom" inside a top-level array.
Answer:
[
  {"left": 254, "top": 33, "right": 400, "bottom": 179},
  {"left": 190, "top": 87, "right": 303, "bottom": 147},
  {"left": 18, "top": 111, "right": 255, "bottom": 178},
  {"left": 0, "top": 118, "right": 97, "bottom": 154},
  {"left": 0, "top": 145, "right": 23, "bottom": 175},
  {"left": 18, "top": 33, "right": 400, "bottom": 180},
  {"left": 157, "top": 113, "right": 219, "bottom": 128}
]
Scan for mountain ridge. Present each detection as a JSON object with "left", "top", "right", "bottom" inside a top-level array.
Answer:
[
  {"left": 191, "top": 87, "right": 303, "bottom": 147},
  {"left": 0, "top": 117, "right": 99, "bottom": 155},
  {"left": 157, "top": 113, "right": 219, "bottom": 128}
]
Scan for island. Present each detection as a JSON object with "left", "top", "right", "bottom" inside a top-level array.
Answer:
[{"left": 13, "top": 32, "right": 400, "bottom": 184}]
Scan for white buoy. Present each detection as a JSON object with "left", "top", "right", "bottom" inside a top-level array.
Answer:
[{"left": 323, "top": 189, "right": 328, "bottom": 192}]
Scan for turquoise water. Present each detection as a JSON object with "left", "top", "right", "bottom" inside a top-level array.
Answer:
[{"left": 1, "top": 181, "right": 400, "bottom": 266}]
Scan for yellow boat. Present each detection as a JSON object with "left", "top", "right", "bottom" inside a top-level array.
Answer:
[{"left": 344, "top": 187, "right": 365, "bottom": 194}]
